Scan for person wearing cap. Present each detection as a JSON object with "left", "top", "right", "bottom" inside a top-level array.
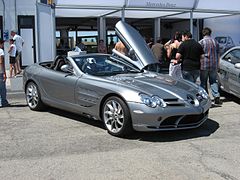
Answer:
[
  {"left": 11, "top": 30, "right": 24, "bottom": 74},
  {"left": 0, "top": 39, "right": 10, "bottom": 108}
]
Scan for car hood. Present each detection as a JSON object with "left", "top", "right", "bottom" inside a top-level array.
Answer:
[
  {"left": 115, "top": 21, "right": 158, "bottom": 70},
  {"left": 105, "top": 72, "right": 199, "bottom": 100}
]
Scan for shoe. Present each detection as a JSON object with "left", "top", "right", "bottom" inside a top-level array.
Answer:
[{"left": 214, "top": 97, "right": 222, "bottom": 105}]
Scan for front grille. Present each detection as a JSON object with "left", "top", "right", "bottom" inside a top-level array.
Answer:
[
  {"left": 178, "top": 110, "right": 209, "bottom": 126},
  {"left": 160, "top": 115, "right": 181, "bottom": 126},
  {"left": 159, "top": 110, "right": 208, "bottom": 128},
  {"left": 178, "top": 114, "right": 205, "bottom": 126}
]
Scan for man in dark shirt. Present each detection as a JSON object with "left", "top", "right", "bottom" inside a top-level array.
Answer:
[{"left": 175, "top": 31, "right": 204, "bottom": 83}]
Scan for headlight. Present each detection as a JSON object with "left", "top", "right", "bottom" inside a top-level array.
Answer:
[
  {"left": 139, "top": 93, "right": 166, "bottom": 108},
  {"left": 197, "top": 87, "right": 209, "bottom": 100}
]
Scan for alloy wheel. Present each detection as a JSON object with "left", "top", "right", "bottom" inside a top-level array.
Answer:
[{"left": 103, "top": 99, "right": 124, "bottom": 133}]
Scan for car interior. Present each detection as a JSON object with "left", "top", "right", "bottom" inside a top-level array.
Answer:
[
  {"left": 81, "top": 58, "right": 98, "bottom": 75},
  {"left": 50, "top": 56, "right": 66, "bottom": 71}
]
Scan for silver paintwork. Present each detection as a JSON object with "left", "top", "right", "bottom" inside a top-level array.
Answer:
[
  {"left": 23, "top": 21, "right": 212, "bottom": 133},
  {"left": 115, "top": 21, "right": 158, "bottom": 70},
  {"left": 218, "top": 46, "right": 240, "bottom": 98}
]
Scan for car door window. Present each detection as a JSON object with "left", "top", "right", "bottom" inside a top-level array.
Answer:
[{"left": 223, "top": 49, "right": 240, "bottom": 64}]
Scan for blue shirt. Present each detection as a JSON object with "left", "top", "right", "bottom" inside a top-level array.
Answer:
[{"left": 199, "top": 36, "right": 219, "bottom": 70}]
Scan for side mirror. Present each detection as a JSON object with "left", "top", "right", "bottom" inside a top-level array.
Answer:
[
  {"left": 227, "top": 57, "right": 232, "bottom": 62},
  {"left": 61, "top": 64, "right": 73, "bottom": 73},
  {"left": 128, "top": 48, "right": 136, "bottom": 60},
  {"left": 234, "top": 63, "right": 240, "bottom": 69},
  {"left": 128, "top": 48, "right": 135, "bottom": 57}
]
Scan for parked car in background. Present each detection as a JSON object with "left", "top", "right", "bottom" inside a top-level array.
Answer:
[
  {"left": 215, "top": 36, "right": 235, "bottom": 55},
  {"left": 218, "top": 46, "right": 240, "bottom": 98}
]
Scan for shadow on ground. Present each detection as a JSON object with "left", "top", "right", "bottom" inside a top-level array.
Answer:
[
  {"left": 220, "top": 92, "right": 240, "bottom": 105},
  {"left": 47, "top": 106, "right": 219, "bottom": 142},
  {"left": 127, "top": 118, "right": 219, "bottom": 142},
  {"left": 48, "top": 107, "right": 105, "bottom": 130}
]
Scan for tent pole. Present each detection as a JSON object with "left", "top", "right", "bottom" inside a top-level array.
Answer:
[
  {"left": 154, "top": 18, "right": 161, "bottom": 43},
  {"left": 121, "top": 0, "right": 127, "bottom": 22},
  {"left": 190, "top": 11, "right": 193, "bottom": 35},
  {"left": 98, "top": 17, "right": 106, "bottom": 45},
  {"left": 121, "top": 8, "right": 125, "bottom": 22}
]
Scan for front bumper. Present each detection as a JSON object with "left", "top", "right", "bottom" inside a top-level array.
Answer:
[{"left": 128, "top": 99, "right": 211, "bottom": 132}]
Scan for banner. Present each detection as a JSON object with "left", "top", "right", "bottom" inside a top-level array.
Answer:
[{"left": 127, "top": 0, "right": 195, "bottom": 9}]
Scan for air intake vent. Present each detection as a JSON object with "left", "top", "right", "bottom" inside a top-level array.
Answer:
[{"left": 163, "top": 98, "right": 185, "bottom": 106}]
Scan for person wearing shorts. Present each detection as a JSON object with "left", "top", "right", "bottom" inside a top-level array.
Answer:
[
  {"left": 8, "top": 39, "right": 17, "bottom": 78},
  {"left": 11, "top": 30, "right": 24, "bottom": 74}
]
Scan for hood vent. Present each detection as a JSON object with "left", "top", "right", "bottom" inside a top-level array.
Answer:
[{"left": 164, "top": 98, "right": 185, "bottom": 106}]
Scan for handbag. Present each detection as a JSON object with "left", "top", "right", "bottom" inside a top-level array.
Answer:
[{"left": 169, "top": 62, "right": 183, "bottom": 79}]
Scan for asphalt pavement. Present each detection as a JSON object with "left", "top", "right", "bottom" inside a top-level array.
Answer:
[{"left": 0, "top": 92, "right": 240, "bottom": 180}]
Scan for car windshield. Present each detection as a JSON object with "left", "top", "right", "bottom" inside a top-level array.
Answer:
[
  {"left": 72, "top": 55, "right": 141, "bottom": 76},
  {"left": 215, "top": 37, "right": 227, "bottom": 44}
]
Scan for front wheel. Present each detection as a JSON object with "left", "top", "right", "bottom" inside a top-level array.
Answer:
[
  {"left": 25, "top": 82, "right": 45, "bottom": 111},
  {"left": 102, "top": 96, "right": 133, "bottom": 137}
]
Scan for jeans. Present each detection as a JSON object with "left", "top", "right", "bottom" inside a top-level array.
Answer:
[
  {"left": 200, "top": 70, "right": 220, "bottom": 98},
  {"left": 182, "top": 70, "right": 200, "bottom": 83},
  {"left": 0, "top": 73, "right": 8, "bottom": 107}
]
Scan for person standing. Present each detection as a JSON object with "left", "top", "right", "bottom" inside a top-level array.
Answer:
[
  {"left": 77, "top": 38, "right": 86, "bottom": 51},
  {"left": 11, "top": 30, "right": 24, "bottom": 74},
  {"left": 175, "top": 31, "right": 204, "bottom": 83},
  {"left": 151, "top": 38, "right": 163, "bottom": 62},
  {"left": 0, "top": 39, "right": 9, "bottom": 108},
  {"left": 147, "top": 38, "right": 154, "bottom": 49},
  {"left": 98, "top": 39, "right": 107, "bottom": 54},
  {"left": 8, "top": 39, "right": 17, "bottom": 78},
  {"left": 166, "top": 31, "right": 182, "bottom": 60},
  {"left": 114, "top": 40, "right": 127, "bottom": 55},
  {"left": 108, "top": 37, "right": 115, "bottom": 54},
  {"left": 199, "top": 27, "right": 222, "bottom": 104}
]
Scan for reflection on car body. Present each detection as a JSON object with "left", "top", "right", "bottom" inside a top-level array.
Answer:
[{"left": 23, "top": 21, "right": 211, "bottom": 137}]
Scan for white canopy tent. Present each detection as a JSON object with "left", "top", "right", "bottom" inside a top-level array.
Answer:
[
  {"left": 55, "top": 0, "right": 240, "bottom": 19},
  {"left": 55, "top": 0, "right": 240, "bottom": 37}
]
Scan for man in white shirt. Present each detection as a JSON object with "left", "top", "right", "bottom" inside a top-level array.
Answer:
[
  {"left": 11, "top": 30, "right": 24, "bottom": 74},
  {"left": 0, "top": 39, "right": 9, "bottom": 107}
]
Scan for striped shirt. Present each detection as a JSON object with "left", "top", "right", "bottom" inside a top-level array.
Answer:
[{"left": 199, "top": 36, "right": 219, "bottom": 70}]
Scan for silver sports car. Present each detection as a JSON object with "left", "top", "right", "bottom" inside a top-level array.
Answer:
[
  {"left": 218, "top": 46, "right": 240, "bottom": 98},
  {"left": 23, "top": 21, "right": 211, "bottom": 137}
]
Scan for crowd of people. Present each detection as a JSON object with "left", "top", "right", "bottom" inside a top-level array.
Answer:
[{"left": 149, "top": 27, "right": 222, "bottom": 105}]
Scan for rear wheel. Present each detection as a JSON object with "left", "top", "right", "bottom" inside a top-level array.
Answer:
[
  {"left": 25, "top": 82, "right": 45, "bottom": 111},
  {"left": 102, "top": 96, "right": 132, "bottom": 137}
]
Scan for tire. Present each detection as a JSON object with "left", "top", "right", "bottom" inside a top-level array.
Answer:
[
  {"left": 25, "top": 82, "right": 45, "bottom": 111},
  {"left": 102, "top": 96, "right": 132, "bottom": 137}
]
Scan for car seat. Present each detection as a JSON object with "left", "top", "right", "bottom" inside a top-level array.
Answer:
[
  {"left": 54, "top": 59, "right": 66, "bottom": 71},
  {"left": 82, "top": 58, "right": 98, "bottom": 74},
  {"left": 51, "top": 56, "right": 66, "bottom": 71}
]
